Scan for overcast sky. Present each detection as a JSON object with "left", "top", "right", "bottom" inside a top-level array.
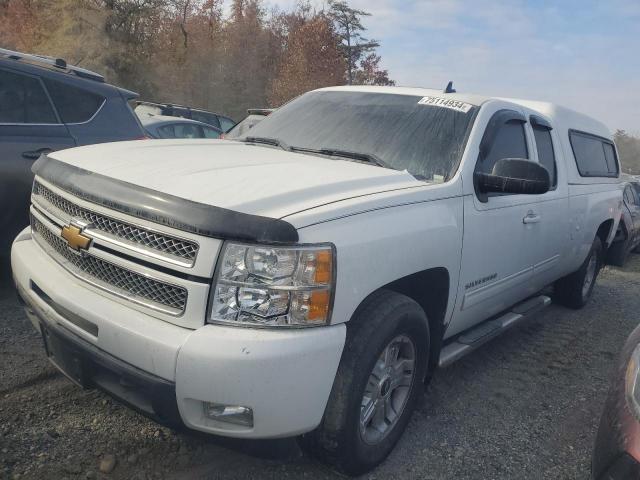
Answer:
[{"left": 261, "top": 0, "right": 639, "bottom": 133}]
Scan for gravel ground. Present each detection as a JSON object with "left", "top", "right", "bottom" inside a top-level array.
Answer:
[{"left": 1, "top": 255, "right": 639, "bottom": 480}]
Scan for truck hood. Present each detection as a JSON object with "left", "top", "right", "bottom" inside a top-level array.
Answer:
[{"left": 48, "top": 139, "right": 426, "bottom": 219}]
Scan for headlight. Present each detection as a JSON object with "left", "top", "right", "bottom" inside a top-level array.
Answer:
[
  {"left": 209, "top": 242, "right": 335, "bottom": 327},
  {"left": 626, "top": 343, "right": 640, "bottom": 421}
]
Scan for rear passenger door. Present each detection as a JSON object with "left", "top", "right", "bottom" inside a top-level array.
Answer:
[
  {"left": 523, "top": 113, "right": 570, "bottom": 289},
  {"left": 0, "top": 67, "right": 75, "bottom": 248}
]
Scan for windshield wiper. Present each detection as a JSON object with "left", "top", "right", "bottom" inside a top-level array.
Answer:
[
  {"left": 242, "top": 136, "right": 290, "bottom": 151},
  {"left": 290, "top": 146, "right": 393, "bottom": 170}
]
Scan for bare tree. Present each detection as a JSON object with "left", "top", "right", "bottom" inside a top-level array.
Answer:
[{"left": 177, "top": 0, "right": 191, "bottom": 49}]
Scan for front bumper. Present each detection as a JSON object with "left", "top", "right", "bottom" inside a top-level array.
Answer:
[
  {"left": 12, "top": 232, "right": 346, "bottom": 438},
  {"left": 27, "top": 303, "right": 183, "bottom": 427}
]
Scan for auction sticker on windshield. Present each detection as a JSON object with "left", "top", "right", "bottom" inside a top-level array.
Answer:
[{"left": 418, "top": 96, "right": 473, "bottom": 113}]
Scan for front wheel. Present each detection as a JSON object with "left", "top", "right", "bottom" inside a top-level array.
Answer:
[
  {"left": 299, "top": 290, "right": 430, "bottom": 476},
  {"left": 554, "top": 236, "right": 603, "bottom": 309}
]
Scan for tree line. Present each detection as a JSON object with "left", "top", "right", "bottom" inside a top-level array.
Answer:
[
  {"left": 614, "top": 131, "right": 640, "bottom": 176},
  {"left": 1, "top": 0, "right": 638, "bottom": 169},
  {"left": 0, "top": 0, "right": 393, "bottom": 121}
]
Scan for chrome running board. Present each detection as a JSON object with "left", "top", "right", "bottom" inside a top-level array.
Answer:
[{"left": 438, "top": 295, "right": 551, "bottom": 368}]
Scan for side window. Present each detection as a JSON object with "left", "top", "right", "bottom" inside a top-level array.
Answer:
[
  {"left": 219, "top": 116, "right": 236, "bottom": 132},
  {"left": 477, "top": 118, "right": 528, "bottom": 175},
  {"left": 157, "top": 125, "right": 176, "bottom": 138},
  {"left": 173, "top": 107, "right": 190, "bottom": 119},
  {"left": 532, "top": 125, "right": 557, "bottom": 188},
  {"left": 202, "top": 127, "right": 221, "bottom": 139},
  {"left": 569, "top": 131, "right": 618, "bottom": 177},
  {"left": 43, "top": 79, "right": 104, "bottom": 123},
  {"left": 602, "top": 143, "right": 618, "bottom": 174},
  {"left": 0, "top": 69, "right": 57, "bottom": 124},
  {"left": 191, "top": 111, "right": 221, "bottom": 129},
  {"left": 173, "top": 123, "right": 202, "bottom": 138}
]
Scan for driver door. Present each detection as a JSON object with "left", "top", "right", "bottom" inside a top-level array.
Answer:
[{"left": 451, "top": 107, "right": 539, "bottom": 336}]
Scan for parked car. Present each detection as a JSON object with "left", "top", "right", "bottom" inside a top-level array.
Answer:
[
  {"left": 135, "top": 101, "right": 235, "bottom": 132},
  {"left": 12, "top": 86, "right": 623, "bottom": 476},
  {"left": 138, "top": 113, "right": 222, "bottom": 139},
  {"left": 608, "top": 175, "right": 640, "bottom": 266},
  {"left": 224, "top": 108, "right": 274, "bottom": 139},
  {"left": 592, "top": 324, "right": 640, "bottom": 479},
  {"left": 0, "top": 48, "right": 145, "bottom": 256}
]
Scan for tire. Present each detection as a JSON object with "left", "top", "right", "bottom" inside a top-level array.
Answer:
[
  {"left": 554, "top": 236, "right": 603, "bottom": 309},
  {"left": 606, "top": 238, "right": 629, "bottom": 267},
  {"left": 299, "top": 290, "right": 430, "bottom": 476}
]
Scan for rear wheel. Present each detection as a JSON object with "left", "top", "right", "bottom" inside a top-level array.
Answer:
[
  {"left": 554, "top": 237, "right": 603, "bottom": 309},
  {"left": 299, "top": 290, "right": 429, "bottom": 476}
]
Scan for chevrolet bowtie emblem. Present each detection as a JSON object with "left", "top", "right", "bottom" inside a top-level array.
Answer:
[{"left": 61, "top": 224, "right": 92, "bottom": 251}]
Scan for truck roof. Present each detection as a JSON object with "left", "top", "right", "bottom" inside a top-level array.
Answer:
[{"left": 318, "top": 85, "right": 612, "bottom": 140}]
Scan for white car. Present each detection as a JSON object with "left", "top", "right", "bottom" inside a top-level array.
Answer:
[{"left": 11, "top": 86, "right": 623, "bottom": 475}]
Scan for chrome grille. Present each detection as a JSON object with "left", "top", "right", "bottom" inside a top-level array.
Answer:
[
  {"left": 31, "top": 215, "right": 188, "bottom": 314},
  {"left": 33, "top": 181, "right": 199, "bottom": 264}
]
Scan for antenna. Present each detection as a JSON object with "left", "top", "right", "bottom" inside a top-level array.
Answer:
[{"left": 444, "top": 81, "right": 456, "bottom": 94}]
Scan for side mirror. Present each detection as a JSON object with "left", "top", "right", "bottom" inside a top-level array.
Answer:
[{"left": 476, "top": 158, "right": 550, "bottom": 197}]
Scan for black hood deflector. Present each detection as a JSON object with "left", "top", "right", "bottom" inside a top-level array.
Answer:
[{"left": 32, "top": 155, "right": 299, "bottom": 244}]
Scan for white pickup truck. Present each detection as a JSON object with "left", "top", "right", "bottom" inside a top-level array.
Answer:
[{"left": 11, "top": 86, "right": 623, "bottom": 475}]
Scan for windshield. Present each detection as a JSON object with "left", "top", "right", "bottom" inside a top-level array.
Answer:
[{"left": 242, "top": 91, "right": 478, "bottom": 182}]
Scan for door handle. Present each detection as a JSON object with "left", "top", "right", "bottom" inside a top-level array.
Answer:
[
  {"left": 523, "top": 213, "right": 541, "bottom": 224},
  {"left": 22, "top": 147, "right": 52, "bottom": 160}
]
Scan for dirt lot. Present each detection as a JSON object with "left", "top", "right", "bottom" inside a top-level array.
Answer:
[{"left": 1, "top": 255, "right": 639, "bottom": 480}]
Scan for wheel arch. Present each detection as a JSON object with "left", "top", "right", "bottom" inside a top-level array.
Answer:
[
  {"left": 596, "top": 218, "right": 616, "bottom": 249},
  {"left": 606, "top": 217, "right": 631, "bottom": 266},
  {"left": 351, "top": 267, "right": 450, "bottom": 376},
  {"left": 615, "top": 219, "right": 629, "bottom": 240}
]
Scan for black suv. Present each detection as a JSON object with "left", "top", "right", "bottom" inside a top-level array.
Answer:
[
  {"left": 135, "top": 101, "right": 236, "bottom": 132},
  {"left": 0, "top": 48, "right": 145, "bottom": 255}
]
